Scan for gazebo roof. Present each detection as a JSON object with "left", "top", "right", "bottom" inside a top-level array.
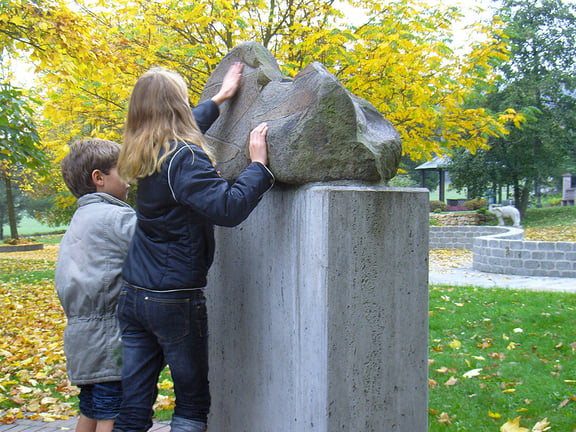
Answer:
[{"left": 415, "top": 155, "right": 449, "bottom": 170}]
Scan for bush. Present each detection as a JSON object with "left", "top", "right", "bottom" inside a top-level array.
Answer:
[
  {"left": 464, "top": 198, "right": 487, "bottom": 210},
  {"left": 430, "top": 200, "right": 449, "bottom": 212},
  {"left": 388, "top": 174, "right": 418, "bottom": 188},
  {"left": 544, "top": 196, "right": 563, "bottom": 207}
]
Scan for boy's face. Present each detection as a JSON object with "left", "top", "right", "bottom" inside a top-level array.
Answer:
[{"left": 97, "top": 167, "right": 130, "bottom": 202}]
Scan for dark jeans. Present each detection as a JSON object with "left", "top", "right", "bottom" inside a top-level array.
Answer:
[
  {"left": 112, "top": 284, "right": 210, "bottom": 432},
  {"left": 78, "top": 381, "right": 122, "bottom": 420}
]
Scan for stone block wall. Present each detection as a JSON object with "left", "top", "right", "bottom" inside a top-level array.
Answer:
[
  {"left": 429, "top": 226, "right": 516, "bottom": 250},
  {"left": 430, "top": 225, "right": 576, "bottom": 278},
  {"left": 430, "top": 213, "right": 486, "bottom": 226},
  {"left": 473, "top": 234, "right": 576, "bottom": 278}
]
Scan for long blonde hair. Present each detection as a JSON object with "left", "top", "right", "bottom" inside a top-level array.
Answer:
[{"left": 118, "top": 67, "right": 212, "bottom": 182}]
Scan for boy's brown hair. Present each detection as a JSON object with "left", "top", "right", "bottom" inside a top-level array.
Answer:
[{"left": 62, "top": 138, "right": 122, "bottom": 198}]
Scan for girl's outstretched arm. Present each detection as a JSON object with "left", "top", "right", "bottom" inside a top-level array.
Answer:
[
  {"left": 211, "top": 62, "right": 244, "bottom": 105},
  {"left": 249, "top": 123, "right": 269, "bottom": 166}
]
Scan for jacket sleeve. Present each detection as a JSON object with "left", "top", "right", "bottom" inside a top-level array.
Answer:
[
  {"left": 169, "top": 145, "right": 274, "bottom": 227},
  {"left": 109, "top": 206, "right": 136, "bottom": 251},
  {"left": 192, "top": 100, "right": 220, "bottom": 134}
]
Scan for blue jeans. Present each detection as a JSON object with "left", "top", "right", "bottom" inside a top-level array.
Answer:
[
  {"left": 112, "top": 284, "right": 209, "bottom": 432},
  {"left": 78, "top": 381, "right": 122, "bottom": 420}
]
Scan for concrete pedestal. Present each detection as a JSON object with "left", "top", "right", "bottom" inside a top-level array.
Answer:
[{"left": 206, "top": 184, "right": 429, "bottom": 431}]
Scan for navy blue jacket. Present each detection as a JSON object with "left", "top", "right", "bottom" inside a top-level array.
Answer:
[{"left": 122, "top": 100, "right": 275, "bottom": 290}]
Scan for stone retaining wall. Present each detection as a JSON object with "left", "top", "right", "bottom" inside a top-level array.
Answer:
[
  {"left": 430, "top": 213, "right": 486, "bottom": 226},
  {"left": 0, "top": 243, "right": 44, "bottom": 253},
  {"left": 473, "top": 231, "right": 576, "bottom": 278},
  {"left": 429, "top": 226, "right": 516, "bottom": 250},
  {"left": 430, "top": 225, "right": 576, "bottom": 278}
]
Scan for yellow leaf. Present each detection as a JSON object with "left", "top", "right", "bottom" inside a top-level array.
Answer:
[
  {"left": 489, "top": 411, "right": 502, "bottom": 419},
  {"left": 500, "top": 417, "right": 529, "bottom": 432},
  {"left": 438, "top": 412, "right": 452, "bottom": 425},
  {"left": 158, "top": 379, "right": 173, "bottom": 391},
  {"left": 444, "top": 376, "right": 458, "bottom": 386},
  {"left": 463, "top": 368, "right": 482, "bottom": 378},
  {"left": 449, "top": 339, "right": 462, "bottom": 350},
  {"left": 532, "top": 418, "right": 551, "bottom": 432}
]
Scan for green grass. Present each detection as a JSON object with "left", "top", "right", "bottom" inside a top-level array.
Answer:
[
  {"left": 2, "top": 215, "right": 67, "bottom": 237},
  {"left": 3, "top": 210, "right": 576, "bottom": 428},
  {"left": 428, "top": 285, "right": 576, "bottom": 431},
  {"left": 36, "top": 234, "right": 64, "bottom": 244},
  {"left": 433, "top": 205, "right": 576, "bottom": 229},
  {"left": 522, "top": 206, "right": 576, "bottom": 228}
]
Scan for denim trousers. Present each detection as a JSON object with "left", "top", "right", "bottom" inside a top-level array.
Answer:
[{"left": 112, "top": 284, "right": 209, "bottom": 432}]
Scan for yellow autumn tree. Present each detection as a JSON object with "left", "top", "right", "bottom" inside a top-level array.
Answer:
[{"left": 0, "top": 0, "right": 517, "bottom": 223}]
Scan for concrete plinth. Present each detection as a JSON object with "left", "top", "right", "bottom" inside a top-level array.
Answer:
[{"left": 206, "top": 184, "right": 429, "bottom": 431}]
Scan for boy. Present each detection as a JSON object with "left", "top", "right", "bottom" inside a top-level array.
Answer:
[{"left": 55, "top": 138, "right": 135, "bottom": 432}]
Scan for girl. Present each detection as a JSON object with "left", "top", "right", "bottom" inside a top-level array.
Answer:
[{"left": 112, "top": 63, "right": 274, "bottom": 432}]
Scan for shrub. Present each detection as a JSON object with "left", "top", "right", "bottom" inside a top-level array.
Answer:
[
  {"left": 430, "top": 200, "right": 449, "bottom": 212},
  {"left": 464, "top": 198, "right": 487, "bottom": 210},
  {"left": 544, "top": 196, "right": 563, "bottom": 207}
]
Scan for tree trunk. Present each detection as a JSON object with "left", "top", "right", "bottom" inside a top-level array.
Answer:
[
  {"left": 517, "top": 184, "right": 531, "bottom": 219},
  {"left": 3, "top": 173, "right": 19, "bottom": 240}
]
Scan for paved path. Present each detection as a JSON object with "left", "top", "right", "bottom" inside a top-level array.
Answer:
[{"left": 430, "top": 260, "right": 576, "bottom": 292}]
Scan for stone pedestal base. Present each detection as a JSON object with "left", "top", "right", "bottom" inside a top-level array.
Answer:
[{"left": 207, "top": 184, "right": 429, "bottom": 431}]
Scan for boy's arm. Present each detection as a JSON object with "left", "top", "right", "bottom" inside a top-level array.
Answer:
[{"left": 109, "top": 206, "right": 136, "bottom": 251}]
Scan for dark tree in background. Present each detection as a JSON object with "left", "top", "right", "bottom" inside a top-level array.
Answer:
[
  {"left": 0, "top": 81, "right": 46, "bottom": 240},
  {"left": 449, "top": 0, "right": 576, "bottom": 215}
]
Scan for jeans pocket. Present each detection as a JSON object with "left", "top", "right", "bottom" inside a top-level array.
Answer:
[
  {"left": 116, "top": 288, "right": 129, "bottom": 331},
  {"left": 145, "top": 297, "right": 191, "bottom": 343},
  {"left": 193, "top": 297, "right": 208, "bottom": 338}
]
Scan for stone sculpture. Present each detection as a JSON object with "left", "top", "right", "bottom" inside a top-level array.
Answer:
[
  {"left": 199, "top": 42, "right": 402, "bottom": 184},
  {"left": 488, "top": 204, "right": 521, "bottom": 227}
]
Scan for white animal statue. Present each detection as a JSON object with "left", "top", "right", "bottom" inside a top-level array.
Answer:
[{"left": 488, "top": 204, "right": 521, "bottom": 227}]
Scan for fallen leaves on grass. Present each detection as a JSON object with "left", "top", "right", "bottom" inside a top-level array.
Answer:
[
  {"left": 429, "top": 249, "right": 472, "bottom": 271},
  {"left": 501, "top": 417, "right": 529, "bottom": 432},
  {"left": 0, "top": 247, "right": 77, "bottom": 423},
  {"left": 500, "top": 416, "right": 553, "bottom": 432},
  {"left": 532, "top": 418, "right": 551, "bottom": 432},
  {"left": 0, "top": 245, "right": 59, "bottom": 278},
  {"left": 524, "top": 224, "right": 576, "bottom": 242},
  {"left": 462, "top": 368, "right": 482, "bottom": 378},
  {"left": 437, "top": 412, "right": 453, "bottom": 425}
]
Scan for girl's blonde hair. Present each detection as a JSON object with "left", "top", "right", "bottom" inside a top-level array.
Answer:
[{"left": 118, "top": 67, "right": 213, "bottom": 182}]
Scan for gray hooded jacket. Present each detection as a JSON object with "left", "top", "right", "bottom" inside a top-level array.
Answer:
[{"left": 55, "top": 193, "right": 136, "bottom": 385}]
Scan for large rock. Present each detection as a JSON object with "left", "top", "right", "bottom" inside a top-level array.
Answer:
[{"left": 200, "top": 42, "right": 402, "bottom": 184}]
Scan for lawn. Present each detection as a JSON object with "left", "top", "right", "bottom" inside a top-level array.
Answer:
[
  {"left": 428, "top": 285, "right": 575, "bottom": 431},
  {"left": 0, "top": 215, "right": 574, "bottom": 428},
  {"left": 2, "top": 216, "right": 67, "bottom": 238}
]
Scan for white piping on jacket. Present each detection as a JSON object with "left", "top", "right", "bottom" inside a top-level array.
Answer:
[{"left": 167, "top": 143, "right": 195, "bottom": 202}]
